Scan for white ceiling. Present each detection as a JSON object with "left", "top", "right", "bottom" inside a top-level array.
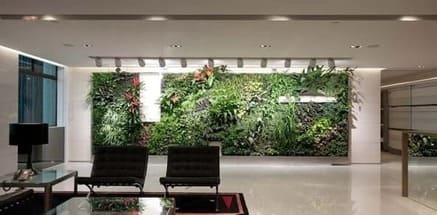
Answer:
[{"left": 0, "top": 0, "right": 437, "bottom": 71}]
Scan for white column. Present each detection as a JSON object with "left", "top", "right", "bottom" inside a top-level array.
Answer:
[
  {"left": 0, "top": 46, "right": 18, "bottom": 175},
  {"left": 66, "top": 68, "right": 93, "bottom": 162},
  {"left": 350, "top": 69, "right": 382, "bottom": 163}
]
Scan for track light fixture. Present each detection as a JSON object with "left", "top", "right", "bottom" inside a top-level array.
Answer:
[
  {"left": 237, "top": 58, "right": 244, "bottom": 68},
  {"left": 138, "top": 58, "right": 146, "bottom": 67},
  {"left": 180, "top": 58, "right": 187, "bottom": 68},
  {"left": 284, "top": 58, "right": 291, "bottom": 68},
  {"left": 260, "top": 58, "right": 268, "bottom": 68},
  {"left": 95, "top": 57, "right": 102, "bottom": 67},
  {"left": 115, "top": 58, "right": 122, "bottom": 67},
  {"left": 159, "top": 58, "right": 166, "bottom": 67},
  {"left": 208, "top": 58, "right": 214, "bottom": 67},
  {"left": 328, "top": 58, "right": 335, "bottom": 68},
  {"left": 308, "top": 58, "right": 316, "bottom": 68}
]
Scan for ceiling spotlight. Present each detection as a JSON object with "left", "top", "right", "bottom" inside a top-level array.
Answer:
[
  {"left": 328, "top": 58, "right": 335, "bottom": 68},
  {"left": 138, "top": 58, "right": 146, "bottom": 67},
  {"left": 260, "top": 58, "right": 268, "bottom": 68},
  {"left": 170, "top": 44, "right": 182, "bottom": 48},
  {"left": 180, "top": 58, "right": 187, "bottom": 68},
  {"left": 146, "top": 16, "right": 168, "bottom": 21},
  {"left": 22, "top": 16, "right": 39, "bottom": 21},
  {"left": 308, "top": 59, "right": 316, "bottom": 68},
  {"left": 237, "top": 58, "right": 244, "bottom": 68},
  {"left": 159, "top": 58, "right": 166, "bottom": 67},
  {"left": 259, "top": 44, "right": 272, "bottom": 48},
  {"left": 284, "top": 58, "right": 291, "bottom": 68},
  {"left": 208, "top": 58, "right": 214, "bottom": 67},
  {"left": 41, "top": 15, "right": 57, "bottom": 21},
  {"left": 268, "top": 16, "right": 291, "bottom": 21},
  {"left": 349, "top": 45, "right": 362, "bottom": 49},
  {"left": 95, "top": 57, "right": 102, "bottom": 67},
  {"left": 399, "top": 16, "right": 421, "bottom": 22},
  {"left": 115, "top": 58, "right": 122, "bottom": 67},
  {"left": 83, "top": 43, "right": 93, "bottom": 48}
]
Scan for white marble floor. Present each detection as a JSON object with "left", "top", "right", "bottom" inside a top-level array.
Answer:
[{"left": 46, "top": 153, "right": 437, "bottom": 215}]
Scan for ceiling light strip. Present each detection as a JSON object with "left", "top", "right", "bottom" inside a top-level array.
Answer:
[{"left": 0, "top": 14, "right": 435, "bottom": 21}]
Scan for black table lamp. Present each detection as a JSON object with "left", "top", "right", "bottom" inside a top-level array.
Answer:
[{"left": 9, "top": 123, "right": 49, "bottom": 175}]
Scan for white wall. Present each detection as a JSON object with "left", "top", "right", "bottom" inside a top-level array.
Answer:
[
  {"left": 0, "top": 46, "right": 18, "bottom": 175},
  {"left": 66, "top": 68, "right": 93, "bottom": 161},
  {"left": 350, "top": 69, "right": 382, "bottom": 163}
]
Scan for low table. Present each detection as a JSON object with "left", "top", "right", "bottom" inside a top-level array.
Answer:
[
  {"left": 0, "top": 169, "right": 77, "bottom": 212},
  {"left": 47, "top": 197, "right": 175, "bottom": 215}
]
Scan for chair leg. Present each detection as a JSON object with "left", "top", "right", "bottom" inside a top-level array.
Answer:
[
  {"left": 164, "top": 185, "right": 169, "bottom": 198},
  {"left": 85, "top": 185, "right": 95, "bottom": 198},
  {"left": 215, "top": 185, "right": 219, "bottom": 211}
]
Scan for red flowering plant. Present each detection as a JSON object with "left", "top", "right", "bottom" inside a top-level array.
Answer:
[
  {"left": 192, "top": 65, "right": 227, "bottom": 89},
  {"left": 123, "top": 75, "right": 144, "bottom": 144}
]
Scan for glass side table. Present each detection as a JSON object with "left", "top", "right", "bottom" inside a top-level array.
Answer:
[
  {"left": 47, "top": 197, "right": 175, "bottom": 215},
  {"left": 0, "top": 169, "right": 77, "bottom": 212}
]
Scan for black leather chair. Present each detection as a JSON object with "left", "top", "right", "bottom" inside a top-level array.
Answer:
[
  {"left": 75, "top": 146, "right": 148, "bottom": 195},
  {"left": 159, "top": 146, "right": 220, "bottom": 197},
  {"left": 0, "top": 189, "right": 34, "bottom": 215}
]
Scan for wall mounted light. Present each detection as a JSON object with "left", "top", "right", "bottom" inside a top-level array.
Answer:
[
  {"left": 138, "top": 58, "right": 146, "bottom": 67},
  {"left": 308, "top": 58, "right": 316, "bottom": 68},
  {"left": 328, "top": 58, "right": 335, "bottom": 68},
  {"left": 237, "top": 58, "right": 244, "bottom": 68},
  {"left": 260, "top": 58, "right": 268, "bottom": 68},
  {"left": 284, "top": 58, "right": 291, "bottom": 68},
  {"left": 159, "top": 58, "right": 166, "bottom": 67},
  {"left": 208, "top": 58, "right": 214, "bottom": 67},
  {"left": 180, "top": 58, "right": 187, "bottom": 68},
  {"left": 95, "top": 57, "right": 102, "bottom": 67},
  {"left": 115, "top": 58, "right": 122, "bottom": 67}
]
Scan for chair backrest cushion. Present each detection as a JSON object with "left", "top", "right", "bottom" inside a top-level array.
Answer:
[
  {"left": 166, "top": 146, "right": 219, "bottom": 178},
  {"left": 91, "top": 146, "right": 148, "bottom": 179}
]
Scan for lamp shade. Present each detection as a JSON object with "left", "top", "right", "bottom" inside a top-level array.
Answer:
[{"left": 9, "top": 123, "right": 49, "bottom": 146}]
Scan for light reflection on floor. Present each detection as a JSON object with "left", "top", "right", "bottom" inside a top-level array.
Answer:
[{"left": 45, "top": 153, "right": 436, "bottom": 215}]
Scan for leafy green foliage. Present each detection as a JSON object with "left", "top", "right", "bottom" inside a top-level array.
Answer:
[
  {"left": 89, "top": 72, "right": 144, "bottom": 146},
  {"left": 409, "top": 134, "right": 437, "bottom": 157},
  {"left": 148, "top": 65, "right": 351, "bottom": 156}
]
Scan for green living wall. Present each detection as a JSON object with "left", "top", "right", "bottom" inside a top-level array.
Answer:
[
  {"left": 147, "top": 66, "right": 351, "bottom": 156},
  {"left": 89, "top": 72, "right": 144, "bottom": 146}
]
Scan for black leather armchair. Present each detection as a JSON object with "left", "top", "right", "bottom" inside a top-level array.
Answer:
[
  {"left": 75, "top": 146, "right": 148, "bottom": 195},
  {"left": 159, "top": 146, "right": 220, "bottom": 197},
  {"left": 0, "top": 189, "right": 34, "bottom": 215}
]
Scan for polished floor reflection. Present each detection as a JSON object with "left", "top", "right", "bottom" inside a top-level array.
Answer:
[
  {"left": 47, "top": 153, "right": 436, "bottom": 215},
  {"left": 409, "top": 157, "right": 437, "bottom": 211}
]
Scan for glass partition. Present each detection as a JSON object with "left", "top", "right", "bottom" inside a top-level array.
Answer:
[{"left": 408, "top": 133, "right": 437, "bottom": 209}]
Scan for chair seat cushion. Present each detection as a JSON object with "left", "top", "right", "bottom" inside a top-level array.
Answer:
[
  {"left": 77, "top": 176, "right": 144, "bottom": 186},
  {"left": 159, "top": 177, "right": 220, "bottom": 186}
]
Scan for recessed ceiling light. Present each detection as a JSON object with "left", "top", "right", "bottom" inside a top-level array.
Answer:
[
  {"left": 367, "top": 44, "right": 380, "bottom": 48},
  {"left": 22, "top": 16, "right": 39, "bottom": 21},
  {"left": 349, "top": 45, "right": 362, "bottom": 49},
  {"left": 259, "top": 44, "right": 272, "bottom": 48},
  {"left": 63, "top": 43, "right": 75, "bottom": 47},
  {"left": 83, "top": 43, "right": 93, "bottom": 48},
  {"left": 399, "top": 16, "right": 421, "bottom": 22},
  {"left": 41, "top": 15, "right": 57, "bottom": 21},
  {"left": 146, "top": 16, "right": 168, "bottom": 21},
  {"left": 268, "top": 16, "right": 291, "bottom": 21},
  {"left": 170, "top": 44, "right": 182, "bottom": 48}
]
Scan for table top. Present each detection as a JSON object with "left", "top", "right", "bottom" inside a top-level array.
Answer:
[
  {"left": 46, "top": 197, "right": 175, "bottom": 215},
  {"left": 0, "top": 169, "right": 77, "bottom": 187}
]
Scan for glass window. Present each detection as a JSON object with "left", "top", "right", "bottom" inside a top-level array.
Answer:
[{"left": 18, "top": 55, "right": 58, "bottom": 126}]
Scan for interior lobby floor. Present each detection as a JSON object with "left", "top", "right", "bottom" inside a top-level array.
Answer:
[{"left": 45, "top": 153, "right": 437, "bottom": 215}]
